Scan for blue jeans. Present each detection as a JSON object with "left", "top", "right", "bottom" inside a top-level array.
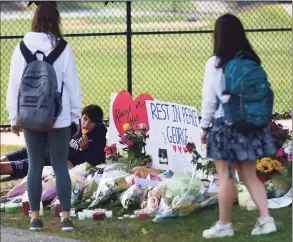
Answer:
[
  {"left": 6, "top": 148, "right": 51, "bottom": 178},
  {"left": 23, "top": 127, "right": 71, "bottom": 212}
]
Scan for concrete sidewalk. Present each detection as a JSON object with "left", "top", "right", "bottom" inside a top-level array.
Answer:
[
  {"left": 1, "top": 119, "right": 291, "bottom": 146},
  {"left": 1, "top": 132, "right": 26, "bottom": 146},
  {"left": 1, "top": 226, "right": 83, "bottom": 242}
]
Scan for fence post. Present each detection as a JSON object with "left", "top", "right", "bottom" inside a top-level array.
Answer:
[{"left": 126, "top": 0, "right": 132, "bottom": 95}]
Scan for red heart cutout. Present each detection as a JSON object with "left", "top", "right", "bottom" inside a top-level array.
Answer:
[
  {"left": 172, "top": 145, "right": 177, "bottom": 153},
  {"left": 112, "top": 90, "right": 153, "bottom": 134},
  {"left": 178, "top": 146, "right": 182, "bottom": 153}
]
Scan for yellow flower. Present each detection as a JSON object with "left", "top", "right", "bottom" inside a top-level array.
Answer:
[
  {"left": 271, "top": 159, "right": 284, "bottom": 171},
  {"left": 261, "top": 157, "right": 271, "bottom": 163},
  {"left": 257, "top": 160, "right": 274, "bottom": 174},
  {"left": 123, "top": 123, "right": 131, "bottom": 132},
  {"left": 82, "top": 129, "right": 88, "bottom": 135}
]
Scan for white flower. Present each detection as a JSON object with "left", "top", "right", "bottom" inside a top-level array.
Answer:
[{"left": 283, "top": 139, "right": 292, "bottom": 154}]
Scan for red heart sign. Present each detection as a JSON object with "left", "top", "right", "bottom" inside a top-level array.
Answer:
[{"left": 112, "top": 90, "right": 153, "bottom": 134}]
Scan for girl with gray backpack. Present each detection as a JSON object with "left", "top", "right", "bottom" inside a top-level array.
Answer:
[
  {"left": 6, "top": 2, "right": 82, "bottom": 231},
  {"left": 200, "top": 14, "right": 277, "bottom": 239}
]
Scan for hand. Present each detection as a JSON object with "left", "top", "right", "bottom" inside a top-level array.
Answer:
[
  {"left": 79, "top": 134, "right": 89, "bottom": 150},
  {"left": 72, "top": 123, "right": 80, "bottom": 138},
  {"left": 11, "top": 125, "right": 22, "bottom": 137},
  {"left": 67, "top": 160, "right": 74, "bottom": 169},
  {"left": 201, "top": 130, "right": 208, "bottom": 144}
]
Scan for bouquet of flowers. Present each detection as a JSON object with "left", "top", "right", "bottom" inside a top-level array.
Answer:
[
  {"left": 120, "top": 123, "right": 151, "bottom": 166},
  {"left": 153, "top": 173, "right": 205, "bottom": 223},
  {"left": 88, "top": 163, "right": 130, "bottom": 209},
  {"left": 105, "top": 123, "right": 152, "bottom": 168},
  {"left": 256, "top": 157, "right": 284, "bottom": 183}
]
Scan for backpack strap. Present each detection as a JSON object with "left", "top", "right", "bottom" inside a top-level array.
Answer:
[
  {"left": 45, "top": 39, "right": 67, "bottom": 97},
  {"left": 45, "top": 39, "right": 67, "bottom": 65},
  {"left": 20, "top": 39, "right": 67, "bottom": 65},
  {"left": 20, "top": 41, "right": 37, "bottom": 64}
]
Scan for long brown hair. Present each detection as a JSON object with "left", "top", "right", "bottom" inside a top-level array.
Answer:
[
  {"left": 213, "top": 14, "right": 260, "bottom": 68},
  {"left": 31, "top": 2, "right": 62, "bottom": 47}
]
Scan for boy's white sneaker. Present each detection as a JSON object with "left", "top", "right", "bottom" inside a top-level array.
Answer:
[
  {"left": 202, "top": 221, "right": 234, "bottom": 239},
  {"left": 251, "top": 217, "right": 277, "bottom": 236}
]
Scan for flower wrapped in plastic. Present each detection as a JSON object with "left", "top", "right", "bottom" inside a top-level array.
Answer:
[
  {"left": 88, "top": 163, "right": 130, "bottom": 209},
  {"left": 153, "top": 173, "right": 204, "bottom": 223},
  {"left": 81, "top": 169, "right": 104, "bottom": 203},
  {"left": 69, "top": 162, "right": 90, "bottom": 205},
  {"left": 5, "top": 166, "right": 55, "bottom": 199},
  {"left": 5, "top": 177, "right": 27, "bottom": 198},
  {"left": 120, "top": 184, "right": 143, "bottom": 209},
  {"left": 264, "top": 175, "right": 289, "bottom": 198},
  {"left": 41, "top": 173, "right": 57, "bottom": 202}
]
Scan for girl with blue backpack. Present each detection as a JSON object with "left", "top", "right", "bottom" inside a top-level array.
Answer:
[
  {"left": 6, "top": 2, "right": 82, "bottom": 231},
  {"left": 200, "top": 14, "right": 277, "bottom": 239}
]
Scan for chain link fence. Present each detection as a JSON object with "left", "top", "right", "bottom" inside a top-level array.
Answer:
[{"left": 0, "top": 1, "right": 291, "bottom": 126}]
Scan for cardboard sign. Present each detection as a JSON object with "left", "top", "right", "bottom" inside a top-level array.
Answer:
[
  {"left": 112, "top": 90, "right": 153, "bottom": 135},
  {"left": 146, "top": 100, "right": 203, "bottom": 173}
]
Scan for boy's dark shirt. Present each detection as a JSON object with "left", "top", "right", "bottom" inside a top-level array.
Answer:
[
  {"left": 67, "top": 123, "right": 107, "bottom": 166},
  {"left": 44, "top": 123, "right": 107, "bottom": 167}
]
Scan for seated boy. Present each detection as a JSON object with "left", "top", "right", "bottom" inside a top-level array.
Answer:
[{"left": 0, "top": 104, "right": 107, "bottom": 178}]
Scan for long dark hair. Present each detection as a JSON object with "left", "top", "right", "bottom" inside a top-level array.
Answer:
[
  {"left": 31, "top": 2, "right": 62, "bottom": 47},
  {"left": 213, "top": 13, "right": 260, "bottom": 68}
]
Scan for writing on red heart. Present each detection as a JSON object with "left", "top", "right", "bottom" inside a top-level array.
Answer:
[{"left": 112, "top": 90, "right": 153, "bottom": 135}]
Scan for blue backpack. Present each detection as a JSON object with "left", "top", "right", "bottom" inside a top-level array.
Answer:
[{"left": 222, "top": 50, "right": 274, "bottom": 133}]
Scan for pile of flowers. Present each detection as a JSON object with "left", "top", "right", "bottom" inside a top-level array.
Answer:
[{"left": 104, "top": 123, "right": 152, "bottom": 168}]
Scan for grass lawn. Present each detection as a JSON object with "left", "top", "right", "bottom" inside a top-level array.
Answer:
[
  {"left": 0, "top": 144, "right": 292, "bottom": 242},
  {"left": 0, "top": 205, "right": 292, "bottom": 242}
]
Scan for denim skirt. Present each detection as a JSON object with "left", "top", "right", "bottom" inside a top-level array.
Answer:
[{"left": 206, "top": 118, "right": 276, "bottom": 161}]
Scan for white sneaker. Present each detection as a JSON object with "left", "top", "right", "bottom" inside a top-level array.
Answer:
[
  {"left": 202, "top": 221, "right": 234, "bottom": 239},
  {"left": 251, "top": 217, "right": 277, "bottom": 236}
]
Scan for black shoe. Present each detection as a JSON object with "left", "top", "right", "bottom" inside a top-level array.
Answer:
[
  {"left": 30, "top": 218, "right": 44, "bottom": 231},
  {"left": 61, "top": 218, "right": 74, "bottom": 231}
]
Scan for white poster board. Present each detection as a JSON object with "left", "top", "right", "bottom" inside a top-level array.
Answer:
[{"left": 145, "top": 100, "right": 204, "bottom": 173}]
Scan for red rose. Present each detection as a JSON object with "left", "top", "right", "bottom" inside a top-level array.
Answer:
[{"left": 185, "top": 142, "right": 195, "bottom": 153}]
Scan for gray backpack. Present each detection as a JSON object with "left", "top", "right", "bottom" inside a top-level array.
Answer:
[{"left": 18, "top": 39, "right": 67, "bottom": 131}]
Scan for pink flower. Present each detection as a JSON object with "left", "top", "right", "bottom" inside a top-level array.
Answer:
[
  {"left": 125, "top": 139, "right": 134, "bottom": 146},
  {"left": 276, "top": 147, "right": 285, "bottom": 159},
  {"left": 104, "top": 146, "right": 110, "bottom": 155},
  {"left": 121, "top": 135, "right": 128, "bottom": 143},
  {"left": 120, "top": 135, "right": 134, "bottom": 146},
  {"left": 110, "top": 144, "right": 117, "bottom": 155},
  {"left": 105, "top": 144, "right": 117, "bottom": 157}
]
